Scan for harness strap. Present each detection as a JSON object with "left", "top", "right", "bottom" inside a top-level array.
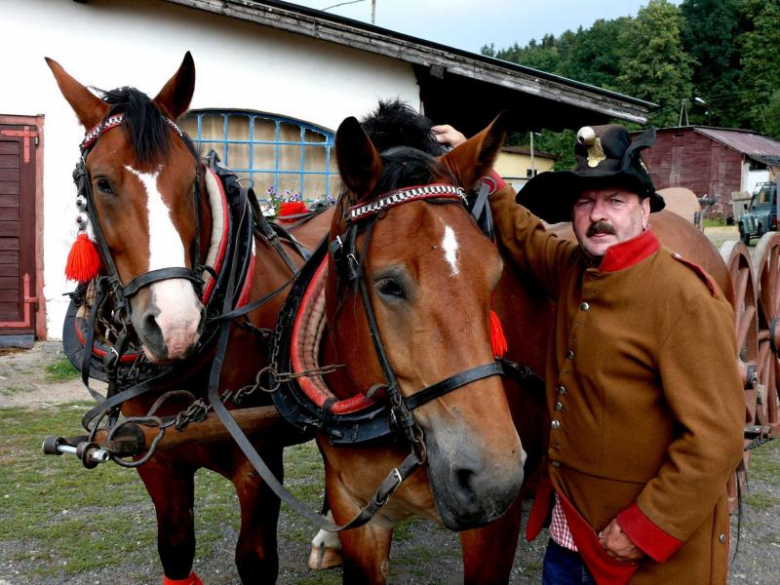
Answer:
[
  {"left": 403, "top": 362, "right": 504, "bottom": 411},
  {"left": 122, "top": 267, "right": 204, "bottom": 298},
  {"left": 207, "top": 204, "right": 421, "bottom": 532}
]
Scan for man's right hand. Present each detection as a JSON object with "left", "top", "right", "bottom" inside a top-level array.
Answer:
[{"left": 432, "top": 125, "right": 466, "bottom": 149}]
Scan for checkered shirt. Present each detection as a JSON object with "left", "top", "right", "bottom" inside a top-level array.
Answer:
[{"left": 549, "top": 494, "right": 579, "bottom": 551}]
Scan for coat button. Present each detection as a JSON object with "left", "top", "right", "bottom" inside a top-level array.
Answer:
[
  {"left": 551, "top": 420, "right": 561, "bottom": 430},
  {"left": 555, "top": 401, "right": 564, "bottom": 411},
  {"left": 719, "top": 533, "right": 727, "bottom": 544},
  {"left": 580, "top": 302, "right": 590, "bottom": 311},
  {"left": 566, "top": 350, "right": 575, "bottom": 360},
  {"left": 557, "top": 385, "right": 567, "bottom": 396}
]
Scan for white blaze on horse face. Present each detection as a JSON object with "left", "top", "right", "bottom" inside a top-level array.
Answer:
[
  {"left": 442, "top": 225, "right": 460, "bottom": 276},
  {"left": 126, "top": 165, "right": 203, "bottom": 359}
]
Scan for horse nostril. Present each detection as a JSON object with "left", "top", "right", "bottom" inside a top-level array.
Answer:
[
  {"left": 453, "top": 467, "right": 478, "bottom": 504},
  {"left": 196, "top": 306, "right": 206, "bottom": 335},
  {"left": 141, "top": 311, "right": 165, "bottom": 352}
]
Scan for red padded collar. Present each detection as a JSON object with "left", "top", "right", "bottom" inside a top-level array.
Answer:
[{"left": 598, "top": 228, "right": 659, "bottom": 272}]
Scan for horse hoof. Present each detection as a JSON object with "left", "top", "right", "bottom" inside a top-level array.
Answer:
[{"left": 308, "top": 545, "right": 343, "bottom": 570}]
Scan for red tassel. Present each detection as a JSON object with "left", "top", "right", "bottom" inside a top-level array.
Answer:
[
  {"left": 65, "top": 232, "right": 102, "bottom": 282},
  {"left": 163, "top": 572, "right": 203, "bottom": 585},
  {"left": 277, "top": 201, "right": 308, "bottom": 223},
  {"left": 490, "top": 310, "right": 508, "bottom": 357}
]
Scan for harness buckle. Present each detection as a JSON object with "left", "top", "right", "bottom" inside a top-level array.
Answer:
[{"left": 346, "top": 253, "right": 360, "bottom": 282}]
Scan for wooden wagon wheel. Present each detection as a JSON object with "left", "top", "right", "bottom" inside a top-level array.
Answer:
[
  {"left": 719, "top": 240, "right": 758, "bottom": 510},
  {"left": 751, "top": 232, "right": 780, "bottom": 438}
]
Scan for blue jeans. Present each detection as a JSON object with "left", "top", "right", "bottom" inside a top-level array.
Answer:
[{"left": 542, "top": 539, "right": 596, "bottom": 585}]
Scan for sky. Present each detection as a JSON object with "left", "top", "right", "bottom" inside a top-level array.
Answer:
[{"left": 284, "top": 0, "right": 681, "bottom": 54}]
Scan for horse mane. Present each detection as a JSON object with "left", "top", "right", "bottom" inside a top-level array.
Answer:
[
  {"left": 99, "top": 86, "right": 197, "bottom": 165},
  {"left": 359, "top": 100, "right": 454, "bottom": 198},
  {"left": 360, "top": 99, "right": 445, "bottom": 156}
]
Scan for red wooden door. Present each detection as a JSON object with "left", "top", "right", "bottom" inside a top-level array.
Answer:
[{"left": 0, "top": 124, "right": 37, "bottom": 340}]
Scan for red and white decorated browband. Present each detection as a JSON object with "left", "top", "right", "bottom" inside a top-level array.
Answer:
[
  {"left": 80, "top": 113, "right": 184, "bottom": 152},
  {"left": 348, "top": 184, "right": 467, "bottom": 222}
]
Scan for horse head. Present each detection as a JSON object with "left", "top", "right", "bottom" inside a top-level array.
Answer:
[
  {"left": 326, "top": 114, "right": 525, "bottom": 530},
  {"left": 47, "top": 54, "right": 207, "bottom": 364}
]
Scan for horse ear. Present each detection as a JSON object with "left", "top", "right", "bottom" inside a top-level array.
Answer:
[
  {"left": 153, "top": 52, "right": 196, "bottom": 120},
  {"left": 336, "top": 116, "right": 383, "bottom": 200},
  {"left": 441, "top": 112, "right": 507, "bottom": 189},
  {"left": 45, "top": 57, "right": 109, "bottom": 129}
]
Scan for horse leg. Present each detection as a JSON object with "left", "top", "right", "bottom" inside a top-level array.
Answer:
[
  {"left": 459, "top": 498, "right": 523, "bottom": 585},
  {"left": 309, "top": 510, "right": 344, "bottom": 569},
  {"left": 137, "top": 459, "right": 199, "bottom": 583},
  {"left": 337, "top": 522, "right": 394, "bottom": 585},
  {"left": 231, "top": 443, "right": 283, "bottom": 584}
]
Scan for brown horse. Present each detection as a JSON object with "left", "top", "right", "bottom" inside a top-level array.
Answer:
[
  {"left": 47, "top": 53, "right": 334, "bottom": 584},
  {"left": 307, "top": 106, "right": 737, "bottom": 584},
  {"left": 275, "top": 113, "right": 527, "bottom": 584}
]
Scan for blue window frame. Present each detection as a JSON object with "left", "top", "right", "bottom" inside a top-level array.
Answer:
[{"left": 180, "top": 110, "right": 337, "bottom": 204}]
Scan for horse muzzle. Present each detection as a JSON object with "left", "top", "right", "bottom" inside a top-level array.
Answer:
[
  {"left": 131, "top": 280, "right": 206, "bottom": 364},
  {"left": 424, "top": 425, "right": 525, "bottom": 531}
]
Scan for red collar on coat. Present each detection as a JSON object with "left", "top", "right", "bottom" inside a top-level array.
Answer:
[{"left": 597, "top": 228, "right": 659, "bottom": 272}]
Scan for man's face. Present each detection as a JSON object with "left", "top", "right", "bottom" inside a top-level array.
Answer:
[{"left": 571, "top": 187, "right": 651, "bottom": 264}]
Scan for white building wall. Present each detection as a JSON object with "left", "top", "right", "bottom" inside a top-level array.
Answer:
[{"left": 1, "top": 0, "right": 419, "bottom": 338}]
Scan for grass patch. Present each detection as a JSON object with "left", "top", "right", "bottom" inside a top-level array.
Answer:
[
  {"left": 743, "top": 492, "right": 779, "bottom": 511},
  {"left": 1, "top": 383, "right": 27, "bottom": 396},
  {"left": 747, "top": 438, "right": 780, "bottom": 484},
  {"left": 703, "top": 218, "right": 728, "bottom": 228},
  {"left": 44, "top": 356, "right": 79, "bottom": 382},
  {"left": 0, "top": 403, "right": 328, "bottom": 581}
]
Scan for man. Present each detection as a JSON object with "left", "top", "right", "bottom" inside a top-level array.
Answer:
[{"left": 434, "top": 123, "right": 744, "bottom": 584}]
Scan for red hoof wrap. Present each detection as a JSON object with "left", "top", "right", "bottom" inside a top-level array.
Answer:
[{"left": 163, "top": 572, "right": 203, "bottom": 585}]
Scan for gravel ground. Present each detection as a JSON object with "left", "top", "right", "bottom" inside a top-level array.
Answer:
[
  {"left": 1, "top": 225, "right": 777, "bottom": 584},
  {"left": 1, "top": 337, "right": 778, "bottom": 584}
]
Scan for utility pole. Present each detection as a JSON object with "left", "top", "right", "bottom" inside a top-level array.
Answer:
[
  {"left": 678, "top": 99, "right": 689, "bottom": 127},
  {"left": 371, "top": 0, "right": 376, "bottom": 24}
]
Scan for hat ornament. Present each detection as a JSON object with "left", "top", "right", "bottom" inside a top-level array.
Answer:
[{"left": 577, "top": 126, "right": 606, "bottom": 168}]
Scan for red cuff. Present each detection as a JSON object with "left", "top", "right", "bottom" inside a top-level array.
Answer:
[
  {"left": 617, "top": 504, "right": 683, "bottom": 562},
  {"left": 482, "top": 169, "right": 507, "bottom": 194}
]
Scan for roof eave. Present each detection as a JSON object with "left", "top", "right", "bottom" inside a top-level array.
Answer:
[{"left": 160, "top": 0, "right": 654, "bottom": 124}]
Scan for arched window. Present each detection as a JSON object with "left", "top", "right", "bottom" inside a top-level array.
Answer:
[{"left": 180, "top": 110, "right": 338, "bottom": 204}]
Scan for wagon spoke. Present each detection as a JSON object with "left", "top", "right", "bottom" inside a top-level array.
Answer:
[{"left": 751, "top": 232, "right": 780, "bottom": 438}]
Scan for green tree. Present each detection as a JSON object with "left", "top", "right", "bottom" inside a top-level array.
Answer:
[
  {"left": 740, "top": 0, "right": 780, "bottom": 135},
  {"left": 560, "top": 18, "right": 632, "bottom": 91},
  {"left": 617, "top": 0, "right": 694, "bottom": 127},
  {"left": 680, "top": 0, "right": 747, "bottom": 128}
]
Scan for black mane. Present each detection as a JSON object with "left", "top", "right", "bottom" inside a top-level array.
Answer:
[
  {"left": 360, "top": 100, "right": 453, "bottom": 196},
  {"left": 360, "top": 99, "right": 445, "bottom": 157},
  {"left": 100, "top": 86, "right": 197, "bottom": 165}
]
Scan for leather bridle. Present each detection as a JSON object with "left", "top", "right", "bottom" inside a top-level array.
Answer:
[
  {"left": 260, "top": 182, "right": 504, "bottom": 532},
  {"left": 74, "top": 112, "right": 206, "bottom": 314}
]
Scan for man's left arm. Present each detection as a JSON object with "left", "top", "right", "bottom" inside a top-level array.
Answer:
[{"left": 609, "top": 294, "right": 744, "bottom": 563}]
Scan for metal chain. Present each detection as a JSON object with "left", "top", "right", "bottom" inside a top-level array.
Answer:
[{"left": 744, "top": 435, "right": 775, "bottom": 452}]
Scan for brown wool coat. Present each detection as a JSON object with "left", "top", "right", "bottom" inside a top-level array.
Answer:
[{"left": 489, "top": 186, "right": 744, "bottom": 584}]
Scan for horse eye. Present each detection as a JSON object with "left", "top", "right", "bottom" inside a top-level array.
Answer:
[
  {"left": 376, "top": 278, "right": 406, "bottom": 300},
  {"left": 96, "top": 178, "right": 114, "bottom": 195}
]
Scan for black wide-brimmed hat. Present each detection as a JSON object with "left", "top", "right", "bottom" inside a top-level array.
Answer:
[{"left": 517, "top": 125, "right": 665, "bottom": 223}]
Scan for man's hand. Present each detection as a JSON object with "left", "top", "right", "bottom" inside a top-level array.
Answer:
[
  {"left": 431, "top": 124, "right": 466, "bottom": 149},
  {"left": 598, "top": 518, "right": 645, "bottom": 562}
]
